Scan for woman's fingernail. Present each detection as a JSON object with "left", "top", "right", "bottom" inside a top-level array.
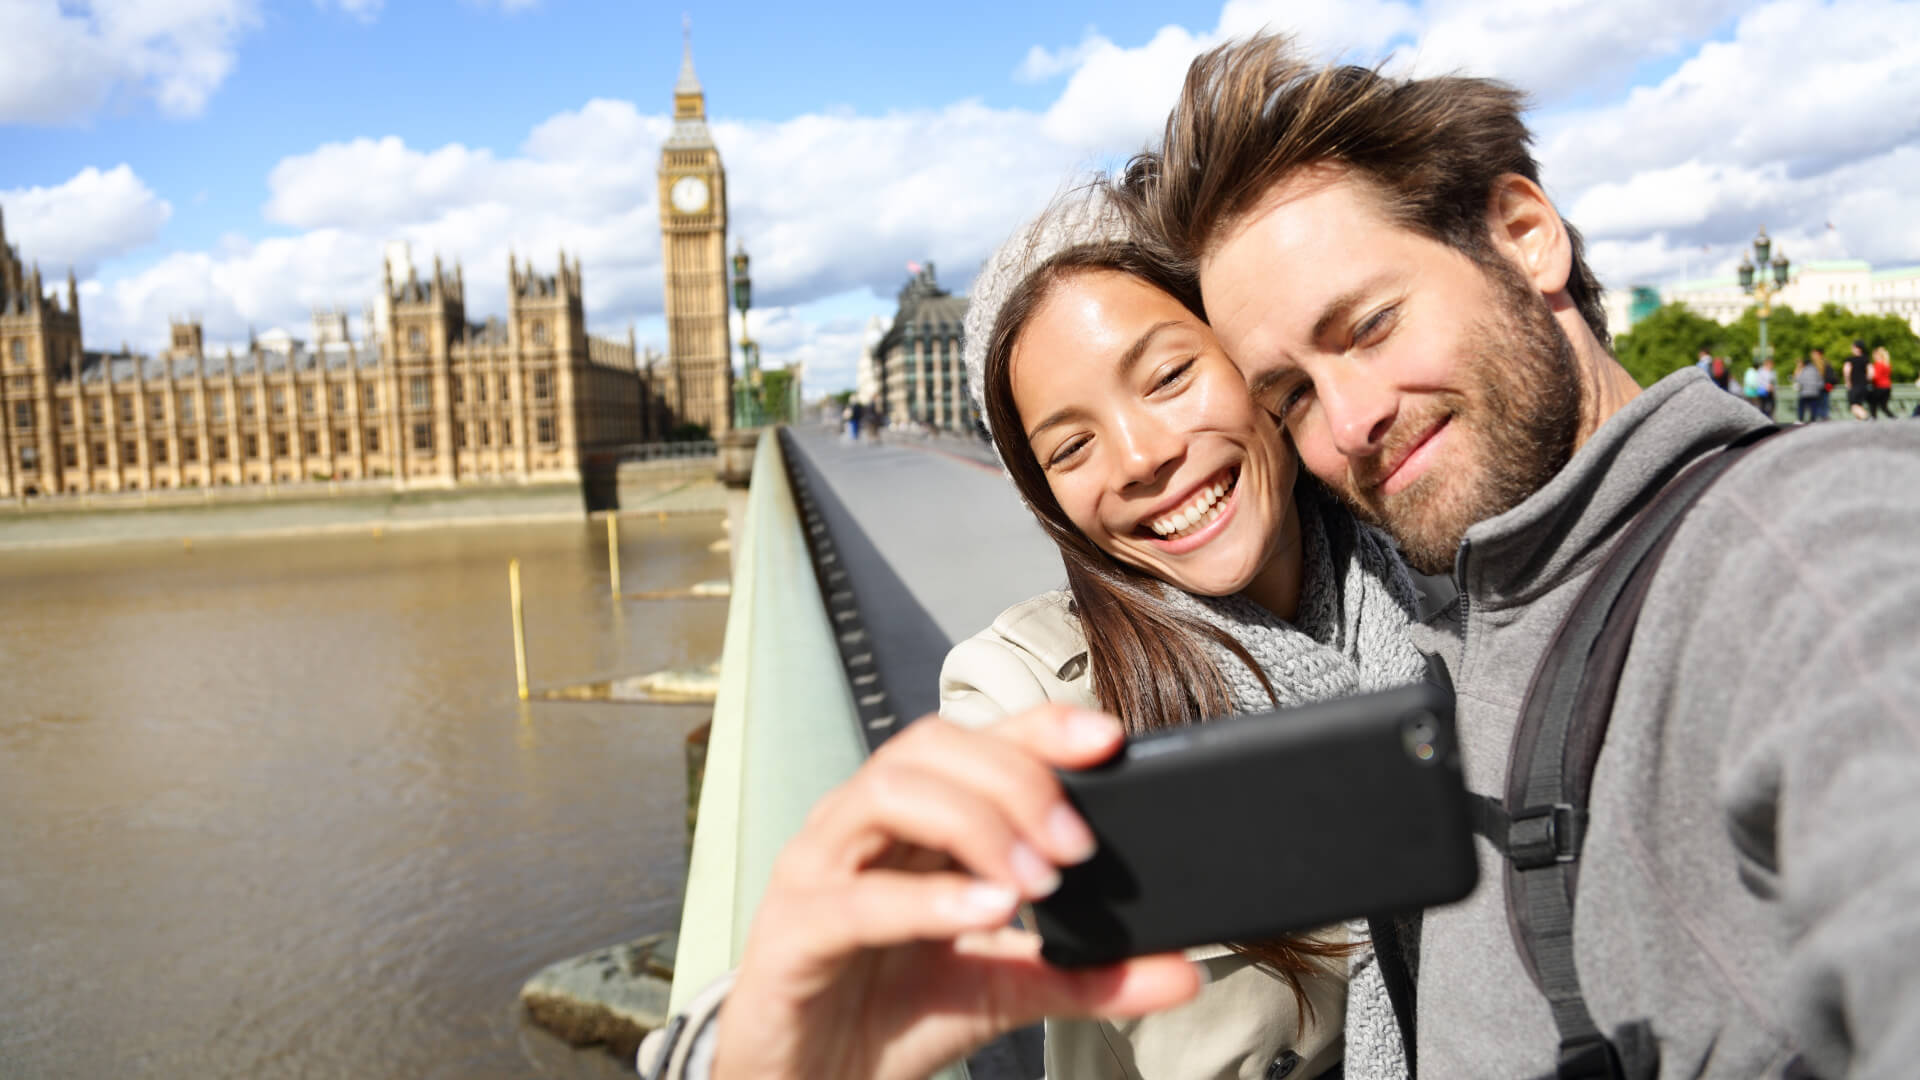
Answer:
[
  {"left": 1009, "top": 841, "right": 1062, "bottom": 898},
  {"left": 1047, "top": 803, "right": 1096, "bottom": 863},
  {"left": 1066, "top": 709, "right": 1121, "bottom": 749},
  {"left": 953, "top": 882, "right": 1019, "bottom": 920}
]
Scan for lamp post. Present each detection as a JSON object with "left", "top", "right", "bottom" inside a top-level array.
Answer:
[
  {"left": 730, "top": 242, "right": 761, "bottom": 429},
  {"left": 1737, "top": 226, "right": 1792, "bottom": 369}
]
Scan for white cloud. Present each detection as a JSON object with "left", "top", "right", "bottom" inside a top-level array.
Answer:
[
  {"left": 0, "top": 0, "right": 261, "bottom": 124},
  {"left": 1, "top": 165, "right": 172, "bottom": 276},
  {"left": 319, "top": 0, "right": 384, "bottom": 24},
  {"left": 56, "top": 0, "right": 1920, "bottom": 388}
]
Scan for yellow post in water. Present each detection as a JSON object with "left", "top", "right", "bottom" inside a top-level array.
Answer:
[
  {"left": 607, "top": 514, "right": 622, "bottom": 597},
  {"left": 509, "top": 559, "right": 530, "bottom": 701}
]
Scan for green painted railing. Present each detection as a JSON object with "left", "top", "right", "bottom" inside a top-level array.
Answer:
[{"left": 668, "top": 429, "right": 971, "bottom": 1079}]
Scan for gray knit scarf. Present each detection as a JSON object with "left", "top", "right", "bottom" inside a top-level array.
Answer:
[{"left": 1157, "top": 483, "right": 1421, "bottom": 1080}]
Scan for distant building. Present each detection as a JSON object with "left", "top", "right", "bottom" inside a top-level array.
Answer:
[
  {"left": 1604, "top": 258, "right": 1920, "bottom": 340},
  {"left": 854, "top": 315, "right": 886, "bottom": 407},
  {"left": 871, "top": 263, "right": 973, "bottom": 433},
  {"left": 657, "top": 35, "right": 733, "bottom": 436},
  {"left": 0, "top": 204, "right": 663, "bottom": 497}
]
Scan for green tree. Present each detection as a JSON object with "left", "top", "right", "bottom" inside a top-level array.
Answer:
[
  {"left": 1611, "top": 303, "right": 1738, "bottom": 387},
  {"left": 759, "top": 368, "right": 795, "bottom": 422}
]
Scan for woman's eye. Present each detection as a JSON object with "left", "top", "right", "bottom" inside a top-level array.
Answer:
[
  {"left": 1047, "top": 435, "right": 1090, "bottom": 468},
  {"left": 1154, "top": 359, "right": 1195, "bottom": 391}
]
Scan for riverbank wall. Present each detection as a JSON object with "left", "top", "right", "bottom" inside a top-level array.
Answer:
[{"left": 0, "top": 460, "right": 725, "bottom": 552}]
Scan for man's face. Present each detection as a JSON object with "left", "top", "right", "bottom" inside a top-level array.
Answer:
[{"left": 1198, "top": 169, "right": 1581, "bottom": 574}]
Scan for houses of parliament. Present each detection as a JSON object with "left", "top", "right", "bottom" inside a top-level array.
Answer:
[{"left": 0, "top": 42, "right": 734, "bottom": 499}]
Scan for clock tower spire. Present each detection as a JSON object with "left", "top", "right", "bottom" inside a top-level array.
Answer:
[{"left": 658, "top": 20, "right": 733, "bottom": 434}]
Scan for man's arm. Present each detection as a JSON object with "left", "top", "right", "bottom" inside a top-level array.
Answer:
[{"left": 1684, "top": 424, "right": 1920, "bottom": 1077}]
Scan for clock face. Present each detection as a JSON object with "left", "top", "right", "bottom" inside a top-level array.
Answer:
[{"left": 670, "top": 175, "right": 710, "bottom": 215}]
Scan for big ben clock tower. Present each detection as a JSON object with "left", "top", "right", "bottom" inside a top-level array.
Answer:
[{"left": 658, "top": 28, "right": 733, "bottom": 435}]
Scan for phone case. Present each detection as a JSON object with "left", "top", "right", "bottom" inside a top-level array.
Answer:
[{"left": 1032, "top": 681, "right": 1477, "bottom": 967}]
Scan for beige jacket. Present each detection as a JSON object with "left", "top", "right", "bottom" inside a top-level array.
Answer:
[{"left": 938, "top": 590, "right": 1348, "bottom": 1080}]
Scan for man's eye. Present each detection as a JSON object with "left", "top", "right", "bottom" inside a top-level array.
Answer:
[{"left": 1353, "top": 306, "right": 1397, "bottom": 348}]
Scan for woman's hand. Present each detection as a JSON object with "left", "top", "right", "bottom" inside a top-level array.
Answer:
[{"left": 712, "top": 704, "right": 1202, "bottom": 1080}]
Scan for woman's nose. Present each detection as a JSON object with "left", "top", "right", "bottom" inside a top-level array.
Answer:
[{"left": 1111, "top": 412, "right": 1181, "bottom": 488}]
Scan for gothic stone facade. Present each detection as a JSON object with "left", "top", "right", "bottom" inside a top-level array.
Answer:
[
  {"left": 870, "top": 263, "right": 973, "bottom": 433},
  {"left": 0, "top": 210, "right": 659, "bottom": 497}
]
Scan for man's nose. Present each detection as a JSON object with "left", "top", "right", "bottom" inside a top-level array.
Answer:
[{"left": 1317, "top": 369, "right": 1398, "bottom": 459}]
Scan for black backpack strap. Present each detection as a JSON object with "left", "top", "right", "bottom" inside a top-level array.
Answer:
[{"left": 1491, "top": 424, "right": 1785, "bottom": 1080}]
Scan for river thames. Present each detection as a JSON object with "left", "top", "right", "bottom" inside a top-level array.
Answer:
[{"left": 0, "top": 515, "right": 728, "bottom": 1078}]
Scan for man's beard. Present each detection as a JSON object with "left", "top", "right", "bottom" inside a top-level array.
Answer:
[{"left": 1333, "top": 261, "right": 1583, "bottom": 575}]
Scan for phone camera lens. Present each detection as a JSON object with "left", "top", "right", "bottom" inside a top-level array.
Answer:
[{"left": 1402, "top": 712, "right": 1441, "bottom": 765}]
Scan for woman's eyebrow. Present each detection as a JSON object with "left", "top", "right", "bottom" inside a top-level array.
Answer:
[{"left": 1025, "top": 320, "right": 1188, "bottom": 442}]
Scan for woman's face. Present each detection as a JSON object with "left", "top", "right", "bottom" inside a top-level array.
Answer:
[{"left": 1011, "top": 269, "right": 1297, "bottom": 597}]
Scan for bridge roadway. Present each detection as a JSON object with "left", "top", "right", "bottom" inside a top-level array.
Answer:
[{"left": 783, "top": 424, "right": 1068, "bottom": 725}]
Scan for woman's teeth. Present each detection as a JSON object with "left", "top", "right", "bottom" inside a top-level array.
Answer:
[{"left": 1149, "top": 473, "right": 1234, "bottom": 539}]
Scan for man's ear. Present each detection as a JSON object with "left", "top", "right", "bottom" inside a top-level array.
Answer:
[{"left": 1484, "top": 174, "right": 1571, "bottom": 295}]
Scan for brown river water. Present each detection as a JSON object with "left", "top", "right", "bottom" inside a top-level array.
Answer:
[{"left": 0, "top": 515, "right": 728, "bottom": 1079}]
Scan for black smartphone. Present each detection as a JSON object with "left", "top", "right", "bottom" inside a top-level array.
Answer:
[{"left": 1032, "top": 681, "right": 1477, "bottom": 967}]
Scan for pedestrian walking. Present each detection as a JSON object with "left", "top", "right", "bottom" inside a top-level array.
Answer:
[
  {"left": 1845, "top": 339, "right": 1872, "bottom": 420},
  {"left": 1795, "top": 354, "right": 1824, "bottom": 422},
  {"left": 1746, "top": 356, "right": 1778, "bottom": 418},
  {"left": 1870, "top": 346, "right": 1896, "bottom": 419}
]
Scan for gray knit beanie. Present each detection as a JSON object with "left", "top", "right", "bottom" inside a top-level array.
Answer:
[{"left": 962, "top": 183, "right": 1138, "bottom": 440}]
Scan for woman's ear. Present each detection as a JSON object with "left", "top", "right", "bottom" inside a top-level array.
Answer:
[{"left": 1484, "top": 173, "right": 1571, "bottom": 296}]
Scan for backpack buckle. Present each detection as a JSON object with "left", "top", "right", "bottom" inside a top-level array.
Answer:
[{"left": 1508, "top": 803, "right": 1586, "bottom": 871}]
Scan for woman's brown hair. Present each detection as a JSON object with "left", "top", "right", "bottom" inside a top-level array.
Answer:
[{"left": 982, "top": 239, "right": 1353, "bottom": 1017}]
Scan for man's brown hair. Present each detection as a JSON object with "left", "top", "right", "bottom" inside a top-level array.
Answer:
[{"left": 1125, "top": 34, "right": 1611, "bottom": 347}]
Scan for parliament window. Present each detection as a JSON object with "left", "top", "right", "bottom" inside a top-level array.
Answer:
[
  {"left": 364, "top": 427, "right": 380, "bottom": 452},
  {"left": 88, "top": 397, "right": 103, "bottom": 425},
  {"left": 412, "top": 423, "right": 432, "bottom": 451},
  {"left": 475, "top": 377, "right": 487, "bottom": 403},
  {"left": 182, "top": 437, "right": 198, "bottom": 463},
  {"left": 498, "top": 374, "right": 511, "bottom": 402},
  {"left": 20, "top": 445, "right": 37, "bottom": 470},
  {"left": 13, "top": 401, "right": 31, "bottom": 429},
  {"left": 501, "top": 420, "right": 512, "bottom": 447},
  {"left": 301, "top": 386, "right": 316, "bottom": 415},
  {"left": 532, "top": 321, "right": 549, "bottom": 346},
  {"left": 209, "top": 391, "right": 225, "bottom": 421},
  {"left": 532, "top": 371, "right": 550, "bottom": 400},
  {"left": 241, "top": 389, "right": 256, "bottom": 418},
  {"left": 213, "top": 436, "right": 228, "bottom": 462},
  {"left": 363, "top": 384, "right": 379, "bottom": 412},
  {"left": 304, "top": 431, "right": 319, "bottom": 455},
  {"left": 123, "top": 440, "right": 137, "bottom": 463},
  {"left": 453, "top": 423, "right": 466, "bottom": 450},
  {"left": 478, "top": 420, "right": 490, "bottom": 447},
  {"left": 92, "top": 443, "right": 107, "bottom": 467},
  {"left": 177, "top": 393, "right": 193, "bottom": 423},
  {"left": 58, "top": 400, "right": 73, "bottom": 428},
  {"left": 537, "top": 417, "right": 554, "bottom": 445},
  {"left": 8, "top": 339, "right": 23, "bottom": 365},
  {"left": 409, "top": 376, "right": 430, "bottom": 410},
  {"left": 271, "top": 388, "right": 286, "bottom": 417},
  {"left": 452, "top": 376, "right": 464, "bottom": 405},
  {"left": 152, "top": 439, "right": 168, "bottom": 464},
  {"left": 244, "top": 434, "right": 258, "bottom": 459},
  {"left": 409, "top": 328, "right": 423, "bottom": 352},
  {"left": 334, "top": 429, "right": 349, "bottom": 454},
  {"left": 119, "top": 396, "right": 134, "bottom": 423},
  {"left": 62, "top": 443, "right": 78, "bottom": 468},
  {"left": 150, "top": 396, "right": 166, "bottom": 422},
  {"left": 331, "top": 385, "right": 347, "bottom": 413},
  {"left": 272, "top": 432, "right": 288, "bottom": 457}
]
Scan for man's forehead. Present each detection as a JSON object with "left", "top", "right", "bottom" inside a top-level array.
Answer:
[{"left": 1204, "top": 164, "right": 1392, "bottom": 266}]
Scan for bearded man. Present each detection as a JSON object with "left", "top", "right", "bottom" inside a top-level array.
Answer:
[{"left": 1126, "top": 35, "right": 1920, "bottom": 1080}]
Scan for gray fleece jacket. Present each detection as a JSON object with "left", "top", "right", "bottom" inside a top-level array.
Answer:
[{"left": 1406, "top": 368, "right": 1920, "bottom": 1078}]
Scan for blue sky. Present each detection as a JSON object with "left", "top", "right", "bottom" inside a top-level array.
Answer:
[{"left": 4, "top": 0, "right": 1917, "bottom": 391}]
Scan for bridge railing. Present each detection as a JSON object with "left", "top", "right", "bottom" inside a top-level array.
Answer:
[
  {"left": 669, "top": 428, "right": 975, "bottom": 1075},
  {"left": 611, "top": 440, "right": 718, "bottom": 464}
]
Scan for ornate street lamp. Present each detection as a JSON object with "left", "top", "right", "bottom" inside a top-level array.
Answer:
[
  {"left": 1737, "top": 226, "right": 1792, "bottom": 372},
  {"left": 730, "top": 242, "right": 762, "bottom": 429}
]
